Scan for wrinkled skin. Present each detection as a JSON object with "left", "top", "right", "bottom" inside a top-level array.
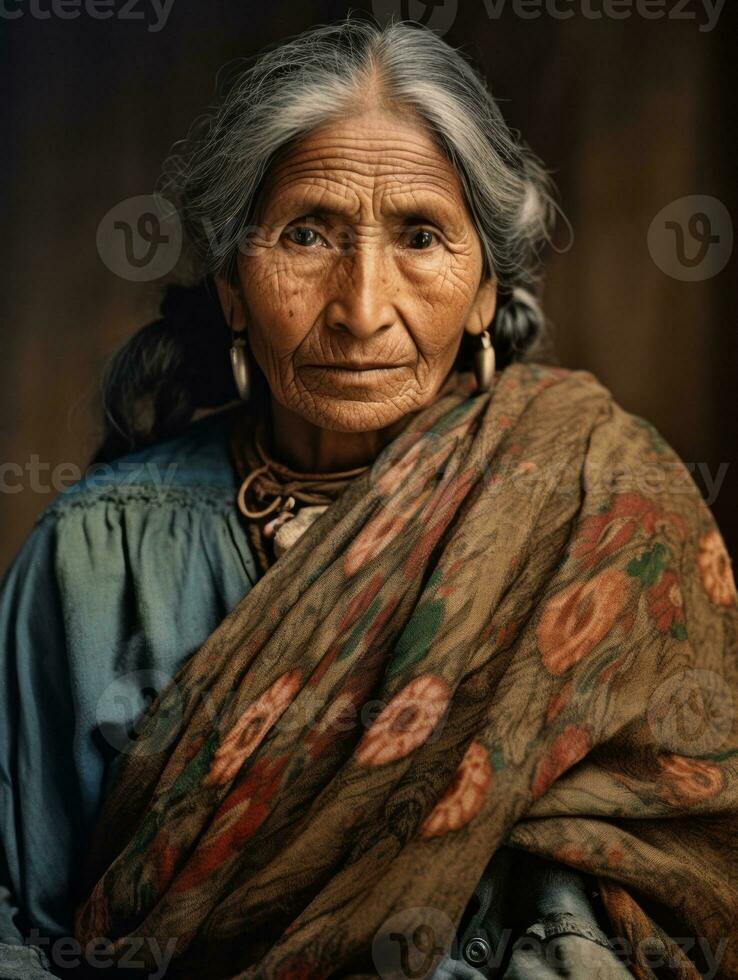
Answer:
[{"left": 217, "top": 103, "right": 496, "bottom": 472}]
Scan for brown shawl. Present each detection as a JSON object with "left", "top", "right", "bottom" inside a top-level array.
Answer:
[{"left": 72, "top": 362, "right": 738, "bottom": 979}]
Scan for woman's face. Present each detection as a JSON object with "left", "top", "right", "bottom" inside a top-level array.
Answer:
[{"left": 218, "top": 105, "right": 496, "bottom": 434}]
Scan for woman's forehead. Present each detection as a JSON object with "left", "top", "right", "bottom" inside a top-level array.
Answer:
[
  {"left": 271, "top": 105, "right": 449, "bottom": 169},
  {"left": 257, "top": 110, "right": 466, "bottom": 220}
]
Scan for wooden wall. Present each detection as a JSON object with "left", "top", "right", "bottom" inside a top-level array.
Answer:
[{"left": 1, "top": 0, "right": 735, "bottom": 573}]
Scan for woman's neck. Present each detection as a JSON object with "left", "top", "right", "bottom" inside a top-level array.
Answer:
[{"left": 266, "top": 395, "right": 420, "bottom": 474}]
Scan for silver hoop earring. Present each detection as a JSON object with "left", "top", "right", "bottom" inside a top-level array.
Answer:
[
  {"left": 472, "top": 328, "right": 496, "bottom": 391},
  {"left": 229, "top": 330, "right": 252, "bottom": 402}
]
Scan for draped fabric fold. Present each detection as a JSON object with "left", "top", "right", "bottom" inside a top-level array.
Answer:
[{"left": 72, "top": 362, "right": 738, "bottom": 979}]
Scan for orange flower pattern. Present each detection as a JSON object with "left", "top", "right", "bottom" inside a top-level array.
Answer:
[
  {"left": 647, "top": 568, "right": 686, "bottom": 634},
  {"left": 531, "top": 724, "right": 592, "bottom": 801},
  {"left": 418, "top": 739, "right": 493, "bottom": 838},
  {"left": 354, "top": 674, "right": 450, "bottom": 766},
  {"left": 204, "top": 669, "right": 301, "bottom": 786},
  {"left": 536, "top": 569, "right": 629, "bottom": 675},
  {"left": 656, "top": 753, "right": 725, "bottom": 807},
  {"left": 697, "top": 530, "right": 738, "bottom": 607}
]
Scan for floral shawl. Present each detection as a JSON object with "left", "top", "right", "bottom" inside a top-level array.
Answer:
[{"left": 72, "top": 362, "right": 738, "bottom": 979}]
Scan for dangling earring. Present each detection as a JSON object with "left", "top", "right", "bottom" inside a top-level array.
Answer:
[
  {"left": 229, "top": 328, "right": 252, "bottom": 403},
  {"left": 472, "top": 328, "right": 496, "bottom": 391}
]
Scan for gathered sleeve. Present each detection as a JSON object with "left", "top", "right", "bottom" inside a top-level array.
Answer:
[
  {"left": 0, "top": 514, "right": 76, "bottom": 975},
  {"left": 0, "top": 479, "right": 256, "bottom": 977}
]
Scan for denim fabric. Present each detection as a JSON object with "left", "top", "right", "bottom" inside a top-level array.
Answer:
[{"left": 0, "top": 406, "right": 610, "bottom": 979}]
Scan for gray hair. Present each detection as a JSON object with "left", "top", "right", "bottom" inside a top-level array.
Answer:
[
  {"left": 94, "top": 13, "right": 559, "bottom": 463},
  {"left": 159, "top": 13, "right": 556, "bottom": 348}
]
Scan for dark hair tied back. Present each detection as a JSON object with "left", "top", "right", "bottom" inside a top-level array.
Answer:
[
  {"left": 492, "top": 287, "right": 545, "bottom": 365},
  {"left": 91, "top": 278, "right": 236, "bottom": 465}
]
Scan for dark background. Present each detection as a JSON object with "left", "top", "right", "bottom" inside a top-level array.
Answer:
[{"left": 1, "top": 0, "right": 736, "bottom": 573}]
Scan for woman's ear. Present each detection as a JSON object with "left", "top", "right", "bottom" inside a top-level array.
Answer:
[
  {"left": 465, "top": 277, "right": 497, "bottom": 337},
  {"left": 214, "top": 275, "right": 247, "bottom": 332}
]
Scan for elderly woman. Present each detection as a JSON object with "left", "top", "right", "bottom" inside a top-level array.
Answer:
[{"left": 1, "top": 14, "right": 736, "bottom": 980}]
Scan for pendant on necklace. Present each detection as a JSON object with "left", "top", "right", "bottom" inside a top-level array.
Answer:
[
  {"left": 272, "top": 504, "right": 329, "bottom": 558},
  {"left": 262, "top": 496, "right": 296, "bottom": 539}
]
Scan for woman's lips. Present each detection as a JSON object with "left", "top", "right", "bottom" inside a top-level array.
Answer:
[
  {"left": 306, "top": 364, "right": 406, "bottom": 374},
  {"left": 315, "top": 363, "right": 401, "bottom": 370},
  {"left": 301, "top": 363, "right": 408, "bottom": 383}
]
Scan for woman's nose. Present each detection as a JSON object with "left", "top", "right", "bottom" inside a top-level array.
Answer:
[{"left": 324, "top": 246, "right": 397, "bottom": 338}]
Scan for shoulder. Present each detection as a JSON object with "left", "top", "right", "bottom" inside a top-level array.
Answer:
[
  {"left": 2, "top": 403, "right": 257, "bottom": 608},
  {"left": 39, "top": 403, "right": 244, "bottom": 522},
  {"left": 505, "top": 360, "right": 614, "bottom": 405},
  {"left": 500, "top": 361, "right": 709, "bottom": 520},
  {"left": 508, "top": 361, "right": 674, "bottom": 444},
  {"left": 1, "top": 400, "right": 257, "bottom": 666}
]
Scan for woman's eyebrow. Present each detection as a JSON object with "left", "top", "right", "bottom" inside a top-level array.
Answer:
[
  {"left": 285, "top": 207, "right": 448, "bottom": 225},
  {"left": 288, "top": 207, "right": 339, "bottom": 223},
  {"left": 266, "top": 190, "right": 456, "bottom": 226},
  {"left": 266, "top": 190, "right": 358, "bottom": 222},
  {"left": 381, "top": 190, "right": 458, "bottom": 227},
  {"left": 386, "top": 207, "right": 449, "bottom": 226}
]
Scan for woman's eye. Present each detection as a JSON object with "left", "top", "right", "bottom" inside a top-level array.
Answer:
[
  {"left": 403, "top": 228, "right": 439, "bottom": 250},
  {"left": 284, "top": 225, "right": 327, "bottom": 248}
]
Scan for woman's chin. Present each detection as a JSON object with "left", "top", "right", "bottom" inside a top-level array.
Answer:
[
  {"left": 291, "top": 369, "right": 419, "bottom": 429},
  {"left": 293, "top": 394, "right": 414, "bottom": 434}
]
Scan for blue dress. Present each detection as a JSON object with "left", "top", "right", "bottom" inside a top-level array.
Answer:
[{"left": 0, "top": 406, "right": 617, "bottom": 979}]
